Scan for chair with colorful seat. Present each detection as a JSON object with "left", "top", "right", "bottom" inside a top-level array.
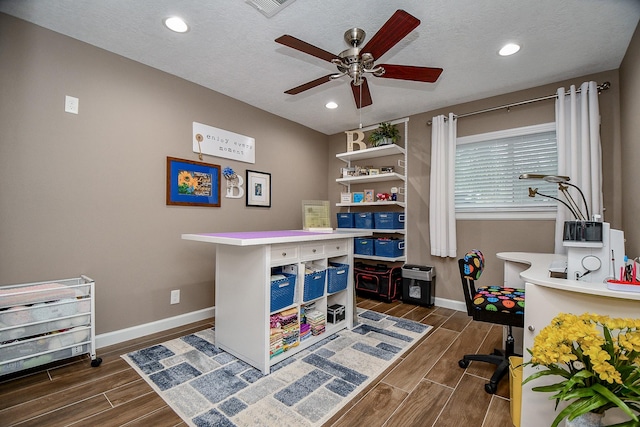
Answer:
[{"left": 457, "top": 249, "right": 525, "bottom": 394}]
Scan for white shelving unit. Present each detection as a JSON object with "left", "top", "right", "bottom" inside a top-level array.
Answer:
[
  {"left": 0, "top": 276, "right": 101, "bottom": 376},
  {"left": 336, "top": 118, "right": 408, "bottom": 264},
  {"left": 181, "top": 230, "right": 371, "bottom": 374}
]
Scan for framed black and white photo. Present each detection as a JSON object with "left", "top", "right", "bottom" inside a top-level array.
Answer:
[{"left": 246, "top": 170, "right": 271, "bottom": 207}]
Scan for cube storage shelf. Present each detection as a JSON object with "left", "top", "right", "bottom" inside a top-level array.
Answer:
[
  {"left": 0, "top": 276, "right": 101, "bottom": 376},
  {"left": 182, "top": 230, "right": 370, "bottom": 375}
]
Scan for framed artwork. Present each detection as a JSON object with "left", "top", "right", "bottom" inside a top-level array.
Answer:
[
  {"left": 246, "top": 170, "right": 271, "bottom": 207},
  {"left": 352, "top": 192, "right": 364, "bottom": 203},
  {"left": 364, "top": 189, "right": 374, "bottom": 203},
  {"left": 166, "top": 157, "right": 221, "bottom": 207}
]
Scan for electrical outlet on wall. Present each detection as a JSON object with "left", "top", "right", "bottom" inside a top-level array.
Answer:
[
  {"left": 65, "top": 95, "right": 79, "bottom": 114},
  {"left": 170, "top": 289, "right": 180, "bottom": 304}
]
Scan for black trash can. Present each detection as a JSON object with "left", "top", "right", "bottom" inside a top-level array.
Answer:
[{"left": 401, "top": 264, "right": 436, "bottom": 307}]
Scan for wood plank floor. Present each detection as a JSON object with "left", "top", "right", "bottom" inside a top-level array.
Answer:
[{"left": 0, "top": 297, "right": 516, "bottom": 427}]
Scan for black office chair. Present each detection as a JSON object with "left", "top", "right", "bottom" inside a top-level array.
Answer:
[{"left": 457, "top": 249, "right": 525, "bottom": 394}]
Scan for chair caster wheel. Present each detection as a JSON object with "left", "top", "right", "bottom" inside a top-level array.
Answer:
[
  {"left": 484, "top": 382, "right": 497, "bottom": 394},
  {"left": 91, "top": 357, "right": 103, "bottom": 367},
  {"left": 458, "top": 359, "right": 469, "bottom": 369}
]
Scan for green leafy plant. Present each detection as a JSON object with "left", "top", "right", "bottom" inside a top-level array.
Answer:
[
  {"left": 368, "top": 122, "right": 400, "bottom": 147},
  {"left": 523, "top": 313, "right": 640, "bottom": 427}
]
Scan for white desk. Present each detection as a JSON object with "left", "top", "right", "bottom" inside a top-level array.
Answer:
[
  {"left": 497, "top": 252, "right": 640, "bottom": 427},
  {"left": 182, "top": 230, "right": 371, "bottom": 374}
]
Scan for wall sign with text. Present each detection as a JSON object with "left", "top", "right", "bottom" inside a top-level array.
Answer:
[{"left": 192, "top": 122, "right": 255, "bottom": 164}]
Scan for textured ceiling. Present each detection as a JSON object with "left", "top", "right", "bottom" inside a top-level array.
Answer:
[{"left": 1, "top": 0, "right": 639, "bottom": 135}]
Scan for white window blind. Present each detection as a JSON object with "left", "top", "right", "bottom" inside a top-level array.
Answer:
[{"left": 455, "top": 123, "right": 558, "bottom": 216}]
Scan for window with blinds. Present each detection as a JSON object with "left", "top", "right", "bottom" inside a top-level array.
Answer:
[{"left": 455, "top": 123, "right": 558, "bottom": 218}]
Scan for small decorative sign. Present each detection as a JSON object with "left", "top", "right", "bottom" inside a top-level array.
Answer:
[{"left": 193, "top": 122, "right": 255, "bottom": 164}]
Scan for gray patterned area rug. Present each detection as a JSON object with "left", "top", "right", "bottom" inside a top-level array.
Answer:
[{"left": 121, "top": 309, "right": 431, "bottom": 427}]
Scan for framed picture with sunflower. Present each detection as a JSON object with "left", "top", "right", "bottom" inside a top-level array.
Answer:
[{"left": 166, "top": 157, "right": 221, "bottom": 207}]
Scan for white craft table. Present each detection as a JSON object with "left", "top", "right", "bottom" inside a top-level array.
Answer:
[
  {"left": 182, "top": 230, "right": 371, "bottom": 374},
  {"left": 497, "top": 252, "right": 640, "bottom": 427}
]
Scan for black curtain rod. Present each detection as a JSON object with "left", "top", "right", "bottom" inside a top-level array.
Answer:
[{"left": 427, "top": 81, "right": 611, "bottom": 125}]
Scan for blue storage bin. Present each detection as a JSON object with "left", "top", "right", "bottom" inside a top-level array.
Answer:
[
  {"left": 270, "top": 272, "right": 296, "bottom": 312},
  {"left": 354, "top": 238, "right": 375, "bottom": 255},
  {"left": 337, "top": 213, "right": 355, "bottom": 228},
  {"left": 327, "top": 263, "right": 349, "bottom": 293},
  {"left": 374, "top": 239, "right": 405, "bottom": 258},
  {"left": 354, "top": 212, "right": 374, "bottom": 229},
  {"left": 303, "top": 269, "right": 326, "bottom": 302},
  {"left": 374, "top": 212, "right": 405, "bottom": 229}
]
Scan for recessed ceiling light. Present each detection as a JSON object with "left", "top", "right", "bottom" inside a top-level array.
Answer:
[
  {"left": 499, "top": 43, "right": 520, "bottom": 56},
  {"left": 325, "top": 101, "right": 338, "bottom": 109},
  {"left": 164, "top": 16, "right": 189, "bottom": 33}
]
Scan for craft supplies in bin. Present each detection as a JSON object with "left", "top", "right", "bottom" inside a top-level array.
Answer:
[
  {"left": 327, "top": 263, "right": 349, "bottom": 293},
  {"left": 336, "top": 213, "right": 355, "bottom": 228},
  {"left": 270, "top": 271, "right": 296, "bottom": 312},
  {"left": 354, "top": 238, "right": 375, "bottom": 255},
  {"left": 354, "top": 212, "right": 374, "bottom": 229},
  {"left": 303, "top": 264, "right": 326, "bottom": 302},
  {"left": 373, "top": 212, "right": 404, "bottom": 229},
  {"left": 374, "top": 238, "right": 405, "bottom": 258}
]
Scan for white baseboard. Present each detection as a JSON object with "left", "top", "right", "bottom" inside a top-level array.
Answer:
[
  {"left": 95, "top": 307, "right": 215, "bottom": 349},
  {"left": 434, "top": 297, "right": 466, "bottom": 312},
  {"left": 95, "top": 299, "right": 463, "bottom": 349}
]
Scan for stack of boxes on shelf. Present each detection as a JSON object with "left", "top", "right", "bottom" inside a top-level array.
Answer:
[
  {"left": 306, "top": 308, "right": 326, "bottom": 336},
  {"left": 338, "top": 212, "right": 405, "bottom": 258},
  {"left": 301, "top": 302, "right": 326, "bottom": 338}
]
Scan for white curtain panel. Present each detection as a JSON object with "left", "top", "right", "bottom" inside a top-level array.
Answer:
[
  {"left": 429, "top": 113, "right": 457, "bottom": 257},
  {"left": 554, "top": 81, "right": 603, "bottom": 252}
]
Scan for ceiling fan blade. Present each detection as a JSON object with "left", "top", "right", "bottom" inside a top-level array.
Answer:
[
  {"left": 284, "top": 74, "right": 335, "bottom": 95},
  {"left": 275, "top": 35, "right": 339, "bottom": 63},
  {"left": 351, "top": 78, "right": 373, "bottom": 109},
  {"left": 377, "top": 64, "right": 443, "bottom": 82},
  {"left": 361, "top": 10, "right": 420, "bottom": 60}
]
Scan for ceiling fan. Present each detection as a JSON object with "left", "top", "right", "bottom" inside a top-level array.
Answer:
[{"left": 275, "top": 9, "right": 443, "bottom": 109}]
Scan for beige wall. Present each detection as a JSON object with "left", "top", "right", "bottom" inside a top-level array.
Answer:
[
  {"left": 329, "top": 68, "right": 623, "bottom": 303},
  {"left": 2, "top": 12, "right": 637, "bottom": 336},
  {"left": 0, "top": 14, "right": 329, "bottom": 334},
  {"left": 620, "top": 21, "right": 640, "bottom": 256}
]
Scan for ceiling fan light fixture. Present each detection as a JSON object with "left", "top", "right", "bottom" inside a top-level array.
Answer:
[
  {"left": 499, "top": 43, "right": 521, "bottom": 56},
  {"left": 164, "top": 16, "right": 189, "bottom": 33}
]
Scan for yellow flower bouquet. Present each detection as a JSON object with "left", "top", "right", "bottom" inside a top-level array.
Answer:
[{"left": 523, "top": 313, "right": 640, "bottom": 427}]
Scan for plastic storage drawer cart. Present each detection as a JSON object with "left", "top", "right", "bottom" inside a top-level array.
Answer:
[
  {"left": 373, "top": 212, "right": 405, "bottom": 229},
  {"left": 0, "top": 276, "right": 102, "bottom": 376},
  {"left": 374, "top": 238, "right": 405, "bottom": 258},
  {"left": 327, "top": 263, "right": 349, "bottom": 294},
  {"left": 303, "top": 269, "right": 326, "bottom": 302},
  {"left": 354, "top": 212, "right": 374, "bottom": 229},
  {"left": 270, "top": 272, "right": 296, "bottom": 312},
  {"left": 401, "top": 264, "right": 436, "bottom": 306},
  {"left": 336, "top": 213, "right": 355, "bottom": 228}
]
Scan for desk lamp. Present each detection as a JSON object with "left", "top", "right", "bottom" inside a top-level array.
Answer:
[{"left": 519, "top": 174, "right": 589, "bottom": 220}]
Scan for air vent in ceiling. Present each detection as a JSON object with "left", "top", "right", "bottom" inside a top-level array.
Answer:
[{"left": 245, "top": 0, "right": 296, "bottom": 18}]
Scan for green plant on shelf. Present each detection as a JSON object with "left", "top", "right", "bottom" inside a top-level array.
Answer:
[{"left": 368, "top": 122, "right": 400, "bottom": 147}]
